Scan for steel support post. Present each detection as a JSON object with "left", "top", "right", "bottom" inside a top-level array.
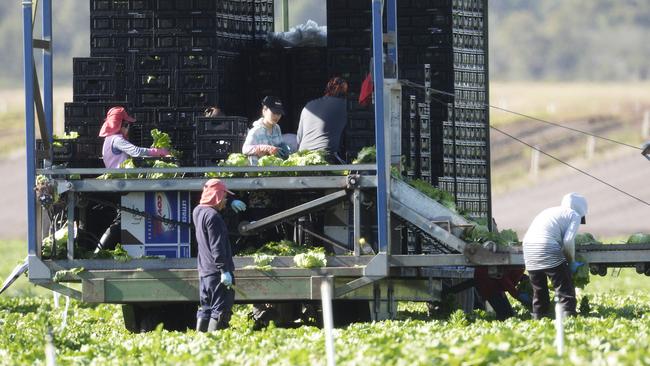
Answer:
[
  {"left": 353, "top": 189, "right": 362, "bottom": 256},
  {"left": 23, "top": 0, "right": 37, "bottom": 255},
  {"left": 43, "top": 0, "right": 53, "bottom": 141},
  {"left": 371, "top": 0, "right": 389, "bottom": 256},
  {"left": 386, "top": 0, "right": 398, "bottom": 78},
  {"left": 66, "top": 193, "right": 75, "bottom": 260}
]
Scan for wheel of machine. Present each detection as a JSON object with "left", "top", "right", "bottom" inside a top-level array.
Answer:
[{"left": 637, "top": 263, "right": 649, "bottom": 275}]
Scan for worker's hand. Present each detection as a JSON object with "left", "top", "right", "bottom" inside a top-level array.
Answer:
[
  {"left": 517, "top": 292, "right": 532, "bottom": 306},
  {"left": 220, "top": 271, "right": 233, "bottom": 287},
  {"left": 569, "top": 261, "right": 584, "bottom": 274},
  {"left": 149, "top": 148, "right": 170, "bottom": 157},
  {"left": 255, "top": 145, "right": 279, "bottom": 156},
  {"left": 230, "top": 200, "right": 247, "bottom": 213}
]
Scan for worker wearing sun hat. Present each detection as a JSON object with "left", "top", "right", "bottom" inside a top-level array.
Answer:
[
  {"left": 194, "top": 179, "right": 237, "bottom": 332},
  {"left": 99, "top": 106, "right": 169, "bottom": 168}
]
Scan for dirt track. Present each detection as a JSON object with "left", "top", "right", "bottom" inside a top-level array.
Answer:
[
  {"left": 493, "top": 148, "right": 650, "bottom": 238},
  {"left": 0, "top": 148, "right": 648, "bottom": 241}
]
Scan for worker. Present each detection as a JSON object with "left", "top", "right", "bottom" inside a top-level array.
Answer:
[
  {"left": 242, "top": 96, "right": 290, "bottom": 165},
  {"left": 522, "top": 192, "right": 587, "bottom": 319},
  {"left": 296, "top": 77, "right": 349, "bottom": 163},
  {"left": 204, "top": 106, "right": 224, "bottom": 118},
  {"left": 99, "top": 106, "right": 169, "bottom": 168},
  {"left": 474, "top": 267, "right": 531, "bottom": 320},
  {"left": 194, "top": 179, "right": 237, "bottom": 332},
  {"left": 94, "top": 107, "right": 169, "bottom": 251}
]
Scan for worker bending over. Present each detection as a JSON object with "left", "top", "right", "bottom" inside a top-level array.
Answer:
[
  {"left": 194, "top": 179, "right": 236, "bottom": 332},
  {"left": 522, "top": 192, "right": 587, "bottom": 319},
  {"left": 297, "top": 77, "right": 349, "bottom": 163}
]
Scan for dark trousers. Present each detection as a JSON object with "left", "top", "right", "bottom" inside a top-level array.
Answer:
[
  {"left": 528, "top": 262, "right": 576, "bottom": 317},
  {"left": 487, "top": 292, "right": 514, "bottom": 320},
  {"left": 197, "top": 273, "right": 235, "bottom": 321}
]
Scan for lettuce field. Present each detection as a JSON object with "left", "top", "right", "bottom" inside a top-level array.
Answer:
[{"left": 3, "top": 271, "right": 650, "bottom": 365}]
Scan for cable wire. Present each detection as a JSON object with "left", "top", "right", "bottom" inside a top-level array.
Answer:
[
  {"left": 400, "top": 79, "right": 642, "bottom": 150},
  {"left": 490, "top": 105, "right": 642, "bottom": 150},
  {"left": 491, "top": 125, "right": 650, "bottom": 207}
]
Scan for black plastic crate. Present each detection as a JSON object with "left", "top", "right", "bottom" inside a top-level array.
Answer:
[
  {"left": 177, "top": 70, "right": 218, "bottom": 89},
  {"left": 128, "top": 107, "right": 156, "bottom": 124},
  {"left": 195, "top": 116, "right": 248, "bottom": 136},
  {"left": 177, "top": 91, "right": 217, "bottom": 107},
  {"left": 155, "top": 33, "right": 215, "bottom": 51},
  {"left": 91, "top": 13, "right": 153, "bottom": 33},
  {"left": 253, "top": 0, "right": 273, "bottom": 17},
  {"left": 133, "top": 91, "right": 174, "bottom": 107},
  {"left": 154, "top": 0, "right": 216, "bottom": 11},
  {"left": 73, "top": 57, "right": 126, "bottom": 77},
  {"left": 156, "top": 107, "right": 204, "bottom": 125},
  {"left": 64, "top": 101, "right": 130, "bottom": 121},
  {"left": 131, "top": 71, "right": 175, "bottom": 90},
  {"left": 217, "top": 14, "right": 255, "bottom": 34},
  {"left": 195, "top": 136, "right": 244, "bottom": 156},
  {"left": 91, "top": 33, "right": 155, "bottom": 55},
  {"left": 216, "top": 33, "right": 255, "bottom": 51},
  {"left": 64, "top": 121, "right": 101, "bottom": 138},
  {"left": 128, "top": 52, "right": 176, "bottom": 71},
  {"left": 155, "top": 13, "right": 216, "bottom": 32},
  {"left": 73, "top": 76, "right": 126, "bottom": 96},
  {"left": 91, "top": 0, "right": 153, "bottom": 13},
  {"left": 178, "top": 53, "right": 214, "bottom": 69}
]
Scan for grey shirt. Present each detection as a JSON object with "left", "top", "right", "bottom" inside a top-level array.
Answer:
[
  {"left": 522, "top": 206, "right": 581, "bottom": 271},
  {"left": 297, "top": 96, "right": 347, "bottom": 154}
]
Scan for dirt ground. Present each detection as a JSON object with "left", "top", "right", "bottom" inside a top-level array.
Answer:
[
  {"left": 1, "top": 147, "right": 648, "bottom": 241},
  {"left": 493, "top": 147, "right": 650, "bottom": 239}
]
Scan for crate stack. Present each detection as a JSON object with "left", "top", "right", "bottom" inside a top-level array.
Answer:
[
  {"left": 62, "top": 0, "right": 275, "bottom": 167},
  {"left": 395, "top": 0, "right": 490, "bottom": 222},
  {"left": 194, "top": 116, "right": 249, "bottom": 166},
  {"left": 326, "top": 0, "right": 374, "bottom": 161}
]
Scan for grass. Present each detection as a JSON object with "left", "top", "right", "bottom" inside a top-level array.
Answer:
[
  {"left": 489, "top": 81, "right": 650, "bottom": 127},
  {"left": 0, "top": 87, "right": 71, "bottom": 158},
  {"left": 0, "top": 240, "right": 49, "bottom": 297}
]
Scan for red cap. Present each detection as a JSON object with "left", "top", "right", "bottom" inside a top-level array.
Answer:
[
  {"left": 99, "top": 106, "right": 136, "bottom": 137},
  {"left": 358, "top": 73, "right": 374, "bottom": 107},
  {"left": 200, "top": 179, "right": 234, "bottom": 206}
]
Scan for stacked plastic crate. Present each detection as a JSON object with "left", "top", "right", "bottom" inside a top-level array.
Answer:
[
  {"left": 396, "top": 0, "right": 489, "bottom": 221},
  {"left": 326, "top": 0, "right": 374, "bottom": 161},
  {"left": 440, "top": 0, "right": 490, "bottom": 220},
  {"left": 62, "top": 0, "right": 275, "bottom": 167}
]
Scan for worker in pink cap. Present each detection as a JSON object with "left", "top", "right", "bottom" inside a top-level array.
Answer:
[
  {"left": 194, "top": 179, "right": 236, "bottom": 332},
  {"left": 99, "top": 106, "right": 169, "bottom": 168}
]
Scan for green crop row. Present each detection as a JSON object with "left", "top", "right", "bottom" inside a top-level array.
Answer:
[{"left": 2, "top": 291, "right": 650, "bottom": 365}]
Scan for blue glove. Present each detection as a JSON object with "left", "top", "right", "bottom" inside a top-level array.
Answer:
[
  {"left": 517, "top": 292, "right": 532, "bottom": 306},
  {"left": 230, "top": 200, "right": 247, "bottom": 213},
  {"left": 220, "top": 271, "right": 233, "bottom": 287},
  {"left": 278, "top": 143, "right": 291, "bottom": 159},
  {"left": 569, "top": 261, "right": 584, "bottom": 274}
]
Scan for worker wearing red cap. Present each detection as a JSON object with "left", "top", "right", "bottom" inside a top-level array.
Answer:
[
  {"left": 194, "top": 179, "right": 236, "bottom": 332},
  {"left": 99, "top": 106, "right": 169, "bottom": 168}
]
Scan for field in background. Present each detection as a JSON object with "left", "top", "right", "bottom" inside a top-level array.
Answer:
[
  {"left": 489, "top": 82, "right": 650, "bottom": 126},
  {"left": 0, "top": 88, "right": 71, "bottom": 157}
]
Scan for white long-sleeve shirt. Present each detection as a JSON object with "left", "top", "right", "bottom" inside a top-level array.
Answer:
[{"left": 522, "top": 193, "right": 588, "bottom": 271}]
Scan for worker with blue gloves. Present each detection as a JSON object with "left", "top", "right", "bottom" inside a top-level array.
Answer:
[
  {"left": 194, "top": 179, "right": 237, "bottom": 332},
  {"left": 522, "top": 192, "right": 588, "bottom": 319}
]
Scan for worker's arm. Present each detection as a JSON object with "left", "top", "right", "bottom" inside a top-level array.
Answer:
[
  {"left": 242, "top": 130, "right": 278, "bottom": 156},
  {"left": 561, "top": 213, "right": 581, "bottom": 263},
  {"left": 112, "top": 135, "right": 150, "bottom": 157},
  {"left": 112, "top": 135, "right": 166, "bottom": 157}
]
